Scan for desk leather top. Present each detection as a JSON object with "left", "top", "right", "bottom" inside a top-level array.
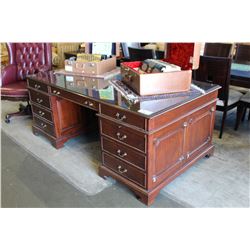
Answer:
[{"left": 27, "top": 71, "right": 219, "bottom": 118}]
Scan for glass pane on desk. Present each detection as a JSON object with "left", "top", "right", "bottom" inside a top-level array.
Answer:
[{"left": 28, "top": 71, "right": 218, "bottom": 118}]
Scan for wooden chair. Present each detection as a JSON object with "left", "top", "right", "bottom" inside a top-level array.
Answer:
[
  {"left": 204, "top": 43, "right": 233, "bottom": 58},
  {"left": 193, "top": 55, "right": 244, "bottom": 138},
  {"left": 234, "top": 91, "right": 250, "bottom": 130},
  {"left": 234, "top": 44, "right": 250, "bottom": 64}
]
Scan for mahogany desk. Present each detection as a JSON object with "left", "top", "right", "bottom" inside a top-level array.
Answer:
[{"left": 27, "top": 71, "right": 219, "bottom": 205}]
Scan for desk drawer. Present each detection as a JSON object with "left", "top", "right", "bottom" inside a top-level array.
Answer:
[
  {"left": 103, "top": 152, "right": 146, "bottom": 188},
  {"left": 100, "top": 118, "right": 146, "bottom": 152},
  {"left": 29, "top": 89, "right": 51, "bottom": 109},
  {"left": 100, "top": 104, "right": 146, "bottom": 129},
  {"left": 33, "top": 116, "right": 55, "bottom": 136},
  {"left": 32, "top": 103, "right": 53, "bottom": 122},
  {"left": 102, "top": 137, "right": 146, "bottom": 171},
  {"left": 28, "top": 79, "right": 49, "bottom": 93},
  {"left": 51, "top": 86, "right": 98, "bottom": 111}
]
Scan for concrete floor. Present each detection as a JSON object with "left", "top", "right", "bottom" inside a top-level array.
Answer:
[{"left": 1, "top": 132, "right": 184, "bottom": 208}]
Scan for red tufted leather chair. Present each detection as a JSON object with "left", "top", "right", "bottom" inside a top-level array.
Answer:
[{"left": 1, "top": 43, "right": 52, "bottom": 123}]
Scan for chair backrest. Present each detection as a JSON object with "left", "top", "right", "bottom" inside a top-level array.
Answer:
[
  {"left": 7, "top": 43, "right": 52, "bottom": 81},
  {"left": 128, "top": 47, "right": 155, "bottom": 61},
  {"left": 193, "top": 56, "right": 232, "bottom": 103},
  {"left": 120, "top": 43, "right": 141, "bottom": 58},
  {"left": 204, "top": 43, "right": 233, "bottom": 58},
  {"left": 234, "top": 44, "right": 250, "bottom": 64}
]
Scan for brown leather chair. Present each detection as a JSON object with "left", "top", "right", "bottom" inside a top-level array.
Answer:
[
  {"left": 1, "top": 43, "right": 52, "bottom": 123},
  {"left": 193, "top": 55, "right": 243, "bottom": 138},
  {"left": 204, "top": 43, "right": 233, "bottom": 58}
]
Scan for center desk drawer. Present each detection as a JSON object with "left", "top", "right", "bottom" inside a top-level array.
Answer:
[
  {"left": 103, "top": 152, "right": 146, "bottom": 188},
  {"left": 100, "top": 118, "right": 146, "bottom": 152},
  {"left": 29, "top": 89, "right": 51, "bottom": 108},
  {"left": 100, "top": 104, "right": 146, "bottom": 129},
  {"left": 32, "top": 104, "right": 53, "bottom": 122},
  {"left": 33, "top": 116, "right": 55, "bottom": 136},
  {"left": 102, "top": 137, "right": 146, "bottom": 171},
  {"left": 28, "top": 79, "right": 48, "bottom": 93},
  {"left": 51, "top": 86, "right": 98, "bottom": 111}
]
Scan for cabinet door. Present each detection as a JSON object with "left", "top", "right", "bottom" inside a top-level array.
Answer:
[
  {"left": 148, "top": 118, "right": 186, "bottom": 187},
  {"left": 184, "top": 103, "right": 216, "bottom": 160},
  {"left": 51, "top": 96, "right": 84, "bottom": 137}
]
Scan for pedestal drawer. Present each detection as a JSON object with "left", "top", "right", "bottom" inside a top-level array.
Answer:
[
  {"left": 100, "top": 118, "right": 146, "bottom": 152},
  {"left": 29, "top": 89, "right": 51, "bottom": 109},
  {"left": 28, "top": 79, "right": 49, "bottom": 93},
  {"left": 32, "top": 104, "right": 53, "bottom": 122},
  {"left": 100, "top": 104, "right": 146, "bottom": 129},
  {"left": 33, "top": 116, "right": 55, "bottom": 136},
  {"left": 103, "top": 152, "right": 146, "bottom": 188},
  {"left": 102, "top": 137, "right": 146, "bottom": 171}
]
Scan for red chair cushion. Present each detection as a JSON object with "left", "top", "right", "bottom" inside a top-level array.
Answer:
[{"left": 1, "top": 81, "right": 28, "bottom": 98}]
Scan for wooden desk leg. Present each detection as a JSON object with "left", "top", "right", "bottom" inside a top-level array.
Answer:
[{"left": 51, "top": 140, "right": 65, "bottom": 149}]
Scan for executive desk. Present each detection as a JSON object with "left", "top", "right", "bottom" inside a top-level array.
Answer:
[{"left": 27, "top": 71, "right": 219, "bottom": 205}]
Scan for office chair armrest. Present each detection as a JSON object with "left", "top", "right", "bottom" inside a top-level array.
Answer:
[{"left": 1, "top": 64, "right": 17, "bottom": 86}]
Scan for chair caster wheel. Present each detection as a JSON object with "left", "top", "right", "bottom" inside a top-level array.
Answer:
[
  {"left": 5, "top": 116, "right": 10, "bottom": 124},
  {"left": 205, "top": 154, "right": 211, "bottom": 158}
]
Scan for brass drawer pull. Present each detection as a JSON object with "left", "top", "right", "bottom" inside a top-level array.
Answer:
[
  {"left": 38, "top": 111, "right": 45, "bottom": 116},
  {"left": 34, "top": 84, "right": 40, "bottom": 89},
  {"left": 115, "top": 113, "right": 126, "bottom": 121},
  {"left": 117, "top": 149, "right": 127, "bottom": 158},
  {"left": 84, "top": 100, "right": 94, "bottom": 107},
  {"left": 52, "top": 90, "right": 60, "bottom": 95},
  {"left": 179, "top": 155, "right": 185, "bottom": 161},
  {"left": 36, "top": 98, "right": 43, "bottom": 103},
  {"left": 116, "top": 132, "right": 127, "bottom": 141},
  {"left": 40, "top": 123, "right": 47, "bottom": 128},
  {"left": 117, "top": 165, "right": 127, "bottom": 174}
]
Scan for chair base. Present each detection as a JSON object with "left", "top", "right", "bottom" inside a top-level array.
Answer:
[{"left": 5, "top": 102, "right": 32, "bottom": 123}]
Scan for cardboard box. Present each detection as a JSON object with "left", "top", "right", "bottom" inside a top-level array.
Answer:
[
  {"left": 64, "top": 75, "right": 109, "bottom": 90},
  {"left": 121, "top": 43, "right": 201, "bottom": 96},
  {"left": 65, "top": 56, "right": 116, "bottom": 75}
]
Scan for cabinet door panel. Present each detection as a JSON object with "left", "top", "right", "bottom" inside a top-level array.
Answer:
[
  {"left": 185, "top": 103, "right": 215, "bottom": 159},
  {"left": 150, "top": 119, "right": 186, "bottom": 183},
  {"left": 51, "top": 96, "right": 83, "bottom": 137}
]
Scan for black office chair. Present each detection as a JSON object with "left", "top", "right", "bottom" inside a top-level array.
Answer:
[
  {"left": 128, "top": 47, "right": 155, "bottom": 61},
  {"left": 155, "top": 50, "right": 165, "bottom": 59},
  {"left": 120, "top": 43, "right": 141, "bottom": 59}
]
